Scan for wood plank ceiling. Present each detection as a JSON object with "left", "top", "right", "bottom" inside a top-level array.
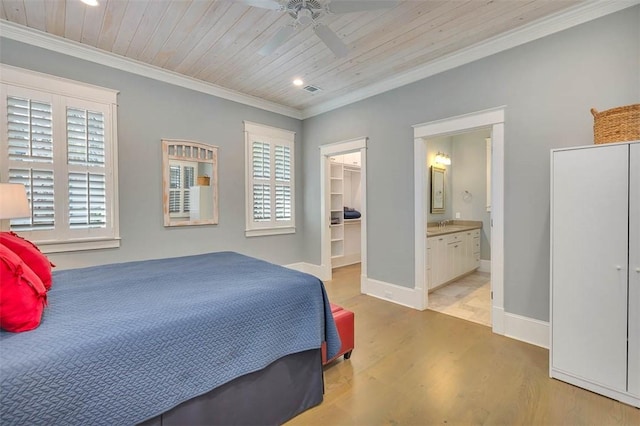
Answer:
[{"left": 1, "top": 0, "right": 584, "bottom": 112}]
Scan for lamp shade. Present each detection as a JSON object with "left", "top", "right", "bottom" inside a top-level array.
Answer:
[{"left": 0, "top": 183, "right": 30, "bottom": 219}]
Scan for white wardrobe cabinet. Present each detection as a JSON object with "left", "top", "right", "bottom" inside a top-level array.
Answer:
[{"left": 550, "top": 141, "right": 639, "bottom": 408}]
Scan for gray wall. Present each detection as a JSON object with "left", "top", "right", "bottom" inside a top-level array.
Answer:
[
  {"left": 302, "top": 7, "right": 640, "bottom": 321},
  {"left": 451, "top": 130, "right": 491, "bottom": 261},
  {"left": 0, "top": 38, "right": 305, "bottom": 269}
]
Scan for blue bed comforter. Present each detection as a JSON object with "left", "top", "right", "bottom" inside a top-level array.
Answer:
[{"left": 0, "top": 252, "right": 340, "bottom": 425}]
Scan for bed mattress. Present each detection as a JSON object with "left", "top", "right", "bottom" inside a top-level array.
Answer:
[{"left": 0, "top": 251, "right": 340, "bottom": 425}]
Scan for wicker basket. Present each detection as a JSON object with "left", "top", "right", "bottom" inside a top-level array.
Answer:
[
  {"left": 591, "top": 104, "right": 640, "bottom": 144},
  {"left": 197, "top": 176, "right": 210, "bottom": 186}
]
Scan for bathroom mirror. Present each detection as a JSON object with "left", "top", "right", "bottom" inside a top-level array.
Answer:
[
  {"left": 162, "top": 139, "right": 218, "bottom": 227},
  {"left": 430, "top": 166, "right": 445, "bottom": 214}
]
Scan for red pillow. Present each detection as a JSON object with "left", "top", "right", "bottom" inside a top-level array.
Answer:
[
  {"left": 0, "top": 244, "right": 47, "bottom": 332},
  {"left": 0, "top": 232, "right": 54, "bottom": 290}
]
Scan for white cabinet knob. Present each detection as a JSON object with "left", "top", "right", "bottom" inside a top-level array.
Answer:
[
  {"left": 615, "top": 265, "right": 622, "bottom": 271},
  {"left": 636, "top": 267, "right": 640, "bottom": 273}
]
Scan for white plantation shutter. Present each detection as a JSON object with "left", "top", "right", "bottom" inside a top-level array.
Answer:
[
  {"left": 9, "top": 168, "right": 55, "bottom": 230},
  {"left": 274, "top": 145, "right": 290, "bottom": 181},
  {"left": 6, "top": 96, "right": 55, "bottom": 231},
  {"left": 169, "top": 165, "right": 181, "bottom": 213},
  {"left": 274, "top": 145, "right": 291, "bottom": 221},
  {"left": 183, "top": 165, "right": 194, "bottom": 214},
  {"left": 68, "top": 172, "right": 106, "bottom": 228},
  {"left": 275, "top": 185, "right": 291, "bottom": 220},
  {"left": 252, "top": 141, "right": 271, "bottom": 221},
  {"left": 7, "top": 96, "right": 53, "bottom": 162},
  {"left": 244, "top": 122, "right": 295, "bottom": 236},
  {"left": 1, "top": 65, "right": 119, "bottom": 251},
  {"left": 252, "top": 142, "right": 270, "bottom": 179},
  {"left": 66, "top": 107, "right": 108, "bottom": 229},
  {"left": 168, "top": 162, "right": 195, "bottom": 218},
  {"left": 253, "top": 183, "right": 271, "bottom": 221},
  {"left": 67, "top": 108, "right": 105, "bottom": 165}
]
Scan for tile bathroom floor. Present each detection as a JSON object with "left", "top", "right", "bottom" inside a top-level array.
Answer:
[{"left": 428, "top": 271, "right": 491, "bottom": 327}]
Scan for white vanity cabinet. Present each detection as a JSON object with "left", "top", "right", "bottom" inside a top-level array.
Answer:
[
  {"left": 550, "top": 141, "right": 639, "bottom": 408},
  {"left": 427, "top": 228, "right": 481, "bottom": 290}
]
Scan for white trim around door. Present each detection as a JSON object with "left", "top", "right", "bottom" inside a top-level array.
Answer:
[
  {"left": 413, "top": 107, "right": 506, "bottom": 335},
  {"left": 320, "top": 138, "right": 368, "bottom": 287}
]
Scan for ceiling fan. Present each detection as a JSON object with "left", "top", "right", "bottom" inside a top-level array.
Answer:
[{"left": 240, "top": 0, "right": 398, "bottom": 58}]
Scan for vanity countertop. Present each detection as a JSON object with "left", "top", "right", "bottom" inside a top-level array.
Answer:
[{"left": 427, "top": 220, "right": 482, "bottom": 237}]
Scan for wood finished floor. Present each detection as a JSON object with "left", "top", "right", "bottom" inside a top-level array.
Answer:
[{"left": 287, "top": 264, "right": 640, "bottom": 426}]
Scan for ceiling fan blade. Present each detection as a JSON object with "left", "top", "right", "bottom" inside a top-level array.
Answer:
[
  {"left": 314, "top": 24, "right": 349, "bottom": 58},
  {"left": 327, "top": 0, "right": 398, "bottom": 14},
  {"left": 259, "top": 25, "right": 297, "bottom": 56},
  {"left": 237, "top": 0, "right": 282, "bottom": 10}
]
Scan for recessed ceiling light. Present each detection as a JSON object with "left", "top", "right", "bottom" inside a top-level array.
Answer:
[
  {"left": 293, "top": 79, "right": 304, "bottom": 86},
  {"left": 81, "top": 0, "right": 99, "bottom": 6}
]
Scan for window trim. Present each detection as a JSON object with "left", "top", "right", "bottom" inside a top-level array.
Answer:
[
  {"left": 244, "top": 121, "right": 296, "bottom": 237},
  {"left": 0, "top": 64, "right": 119, "bottom": 253}
]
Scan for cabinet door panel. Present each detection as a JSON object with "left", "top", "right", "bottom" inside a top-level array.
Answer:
[
  {"left": 552, "top": 144, "right": 628, "bottom": 392},
  {"left": 629, "top": 142, "right": 640, "bottom": 397},
  {"left": 430, "top": 237, "right": 446, "bottom": 287}
]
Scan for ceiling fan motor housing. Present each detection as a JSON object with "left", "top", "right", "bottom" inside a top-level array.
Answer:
[{"left": 286, "top": 0, "right": 324, "bottom": 21}]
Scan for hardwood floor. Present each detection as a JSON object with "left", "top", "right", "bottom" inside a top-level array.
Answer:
[{"left": 287, "top": 264, "right": 640, "bottom": 425}]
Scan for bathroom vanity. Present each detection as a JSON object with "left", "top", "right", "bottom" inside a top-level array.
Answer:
[{"left": 426, "top": 221, "right": 481, "bottom": 291}]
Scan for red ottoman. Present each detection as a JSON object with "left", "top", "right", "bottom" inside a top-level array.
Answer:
[{"left": 322, "top": 304, "right": 355, "bottom": 365}]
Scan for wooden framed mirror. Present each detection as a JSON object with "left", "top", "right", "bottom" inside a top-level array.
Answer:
[
  {"left": 162, "top": 139, "right": 218, "bottom": 227},
  {"left": 430, "top": 166, "right": 445, "bottom": 214}
]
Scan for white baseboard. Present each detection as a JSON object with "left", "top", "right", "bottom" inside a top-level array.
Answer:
[
  {"left": 283, "top": 262, "right": 331, "bottom": 281},
  {"left": 503, "top": 311, "right": 549, "bottom": 348},
  {"left": 286, "top": 263, "right": 549, "bottom": 349},
  {"left": 331, "top": 253, "right": 361, "bottom": 269},
  {"left": 479, "top": 259, "right": 491, "bottom": 273},
  {"left": 492, "top": 306, "right": 505, "bottom": 335},
  {"left": 363, "top": 276, "right": 421, "bottom": 309},
  {"left": 284, "top": 262, "right": 305, "bottom": 272}
]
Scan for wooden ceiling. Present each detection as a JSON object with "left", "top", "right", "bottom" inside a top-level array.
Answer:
[{"left": 1, "top": 0, "right": 585, "bottom": 113}]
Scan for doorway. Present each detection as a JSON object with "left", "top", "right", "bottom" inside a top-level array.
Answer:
[
  {"left": 320, "top": 138, "right": 367, "bottom": 288},
  {"left": 425, "top": 129, "right": 492, "bottom": 326},
  {"left": 413, "top": 107, "right": 505, "bottom": 334}
]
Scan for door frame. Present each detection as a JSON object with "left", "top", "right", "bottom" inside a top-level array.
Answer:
[
  {"left": 320, "top": 137, "right": 368, "bottom": 285},
  {"left": 413, "top": 107, "right": 505, "bottom": 334}
]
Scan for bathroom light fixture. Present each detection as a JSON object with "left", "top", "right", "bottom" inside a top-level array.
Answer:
[
  {"left": 81, "top": 0, "right": 99, "bottom": 6},
  {"left": 293, "top": 78, "right": 304, "bottom": 86},
  {"left": 435, "top": 152, "right": 451, "bottom": 165}
]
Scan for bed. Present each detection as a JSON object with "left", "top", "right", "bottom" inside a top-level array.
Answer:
[{"left": 0, "top": 251, "right": 341, "bottom": 425}]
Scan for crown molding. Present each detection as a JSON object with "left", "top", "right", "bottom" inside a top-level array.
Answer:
[
  {"left": 300, "top": 0, "right": 640, "bottom": 119},
  {"left": 0, "top": 20, "right": 304, "bottom": 120},
  {"left": 1, "top": 0, "right": 637, "bottom": 121}
]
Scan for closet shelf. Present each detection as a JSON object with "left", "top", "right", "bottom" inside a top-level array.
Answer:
[{"left": 344, "top": 219, "right": 361, "bottom": 224}]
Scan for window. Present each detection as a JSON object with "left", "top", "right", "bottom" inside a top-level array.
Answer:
[
  {"left": 0, "top": 64, "right": 119, "bottom": 252},
  {"left": 244, "top": 121, "right": 295, "bottom": 237}
]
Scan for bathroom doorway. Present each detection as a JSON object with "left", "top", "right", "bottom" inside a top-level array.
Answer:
[
  {"left": 413, "top": 107, "right": 505, "bottom": 335},
  {"left": 425, "top": 129, "right": 492, "bottom": 326}
]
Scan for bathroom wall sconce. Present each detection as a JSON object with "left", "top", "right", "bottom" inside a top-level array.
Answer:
[{"left": 435, "top": 152, "right": 451, "bottom": 165}]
